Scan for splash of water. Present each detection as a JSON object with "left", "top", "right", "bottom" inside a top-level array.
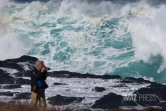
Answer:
[{"left": 1, "top": 0, "right": 166, "bottom": 83}]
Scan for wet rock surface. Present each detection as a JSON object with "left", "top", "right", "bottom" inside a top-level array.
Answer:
[{"left": 47, "top": 95, "right": 84, "bottom": 105}]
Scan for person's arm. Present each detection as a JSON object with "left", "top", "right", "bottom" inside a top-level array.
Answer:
[
  {"left": 31, "top": 71, "right": 45, "bottom": 80},
  {"left": 41, "top": 67, "right": 48, "bottom": 80},
  {"left": 31, "top": 67, "right": 48, "bottom": 80},
  {"left": 42, "top": 71, "right": 47, "bottom": 80}
]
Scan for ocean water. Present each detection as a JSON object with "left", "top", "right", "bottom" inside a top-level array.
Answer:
[{"left": 0, "top": 0, "right": 166, "bottom": 83}]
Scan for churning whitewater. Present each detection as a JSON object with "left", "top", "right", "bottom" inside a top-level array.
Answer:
[{"left": 0, "top": 0, "right": 166, "bottom": 83}]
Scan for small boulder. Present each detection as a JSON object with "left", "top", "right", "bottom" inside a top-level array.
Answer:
[
  {"left": 91, "top": 93, "right": 123, "bottom": 109},
  {"left": 13, "top": 92, "right": 31, "bottom": 100},
  {"left": 0, "top": 92, "right": 15, "bottom": 97},
  {"left": 92, "top": 87, "right": 106, "bottom": 92},
  {"left": 47, "top": 95, "right": 83, "bottom": 105},
  {"left": 53, "top": 82, "right": 67, "bottom": 85},
  {"left": 2, "top": 85, "right": 21, "bottom": 89}
]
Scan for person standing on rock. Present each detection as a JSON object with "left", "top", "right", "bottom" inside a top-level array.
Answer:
[{"left": 30, "top": 60, "right": 49, "bottom": 109}]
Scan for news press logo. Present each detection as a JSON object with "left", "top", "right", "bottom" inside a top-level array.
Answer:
[{"left": 122, "top": 93, "right": 161, "bottom": 102}]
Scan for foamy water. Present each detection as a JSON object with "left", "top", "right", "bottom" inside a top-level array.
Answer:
[{"left": 0, "top": 0, "right": 166, "bottom": 83}]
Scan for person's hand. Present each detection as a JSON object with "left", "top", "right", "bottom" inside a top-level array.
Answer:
[{"left": 41, "top": 67, "right": 47, "bottom": 72}]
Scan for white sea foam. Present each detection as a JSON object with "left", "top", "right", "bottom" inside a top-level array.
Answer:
[
  {"left": 0, "top": 67, "right": 19, "bottom": 74},
  {"left": 0, "top": 1, "right": 26, "bottom": 60},
  {"left": 17, "top": 62, "right": 33, "bottom": 71},
  {"left": 129, "top": 3, "right": 166, "bottom": 73},
  {"left": 0, "top": 0, "right": 166, "bottom": 78}
]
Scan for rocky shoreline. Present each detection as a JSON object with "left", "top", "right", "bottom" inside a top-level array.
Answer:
[{"left": 0, "top": 55, "right": 166, "bottom": 111}]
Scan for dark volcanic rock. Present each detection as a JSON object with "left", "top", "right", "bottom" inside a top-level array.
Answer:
[
  {"left": 15, "top": 78, "right": 30, "bottom": 85},
  {"left": 109, "top": 107, "right": 165, "bottom": 111},
  {"left": 158, "top": 102, "right": 166, "bottom": 110},
  {"left": 0, "top": 55, "right": 37, "bottom": 75},
  {"left": 4, "top": 55, "right": 37, "bottom": 63},
  {"left": 91, "top": 93, "right": 123, "bottom": 109},
  {"left": 13, "top": 71, "right": 31, "bottom": 77},
  {"left": 53, "top": 82, "right": 68, "bottom": 85},
  {"left": 122, "top": 77, "right": 152, "bottom": 84},
  {"left": 0, "top": 71, "right": 30, "bottom": 85},
  {"left": 133, "top": 82, "right": 166, "bottom": 107},
  {"left": 0, "top": 62, "right": 23, "bottom": 72},
  {"left": 92, "top": 93, "right": 138, "bottom": 109},
  {"left": 14, "top": 70, "right": 34, "bottom": 77},
  {"left": 0, "top": 70, "right": 15, "bottom": 84},
  {"left": 13, "top": 92, "right": 31, "bottom": 100},
  {"left": 92, "top": 87, "right": 106, "bottom": 92},
  {"left": 48, "top": 71, "right": 122, "bottom": 79},
  {"left": 76, "top": 109, "right": 91, "bottom": 111},
  {"left": 148, "top": 82, "right": 165, "bottom": 88},
  {"left": 2, "top": 85, "right": 21, "bottom": 89},
  {"left": 47, "top": 95, "right": 83, "bottom": 105},
  {"left": 0, "top": 92, "right": 15, "bottom": 96},
  {"left": 0, "top": 55, "right": 37, "bottom": 84}
]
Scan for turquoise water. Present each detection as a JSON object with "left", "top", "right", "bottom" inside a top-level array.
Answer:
[{"left": 1, "top": 0, "right": 166, "bottom": 83}]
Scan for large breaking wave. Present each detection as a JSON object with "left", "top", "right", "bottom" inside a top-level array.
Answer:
[{"left": 1, "top": 0, "right": 166, "bottom": 83}]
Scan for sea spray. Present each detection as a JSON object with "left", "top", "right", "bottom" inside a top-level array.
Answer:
[{"left": 0, "top": 0, "right": 166, "bottom": 83}]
